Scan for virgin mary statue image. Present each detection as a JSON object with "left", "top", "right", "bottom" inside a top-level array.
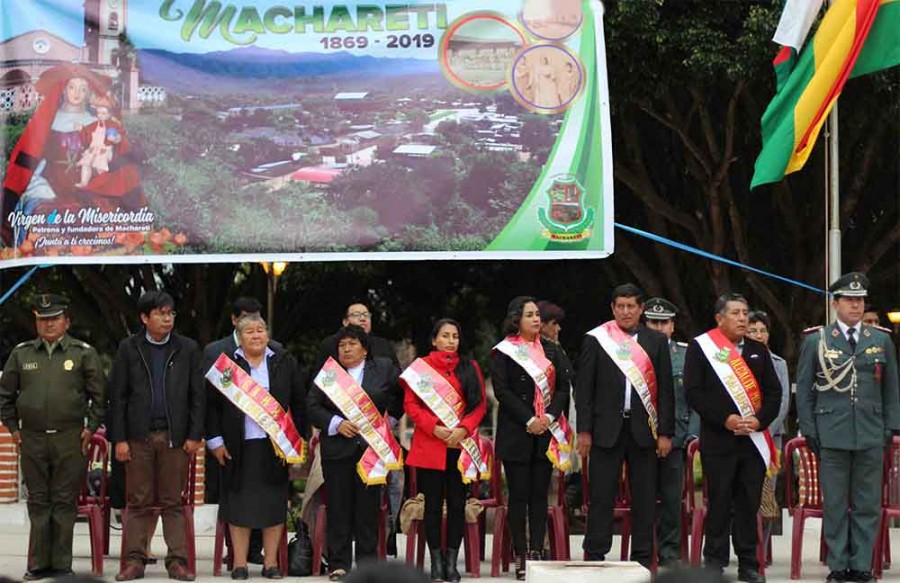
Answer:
[{"left": 1, "top": 64, "right": 147, "bottom": 246}]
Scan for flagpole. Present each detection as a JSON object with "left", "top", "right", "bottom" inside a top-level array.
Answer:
[{"left": 825, "top": 0, "right": 840, "bottom": 322}]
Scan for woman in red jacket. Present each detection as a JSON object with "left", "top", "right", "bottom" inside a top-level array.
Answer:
[{"left": 401, "top": 319, "right": 487, "bottom": 582}]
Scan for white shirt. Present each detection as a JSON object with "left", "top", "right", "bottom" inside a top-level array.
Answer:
[
  {"left": 624, "top": 330, "right": 638, "bottom": 411},
  {"left": 836, "top": 319, "right": 861, "bottom": 345}
]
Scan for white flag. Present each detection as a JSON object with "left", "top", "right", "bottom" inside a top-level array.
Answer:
[{"left": 772, "top": 0, "right": 825, "bottom": 51}]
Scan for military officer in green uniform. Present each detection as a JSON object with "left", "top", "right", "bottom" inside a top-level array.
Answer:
[
  {"left": 644, "top": 297, "right": 698, "bottom": 566},
  {"left": 0, "top": 294, "right": 106, "bottom": 580},
  {"left": 796, "top": 273, "right": 900, "bottom": 583}
]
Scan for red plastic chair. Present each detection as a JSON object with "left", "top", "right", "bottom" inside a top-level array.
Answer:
[
  {"left": 687, "top": 439, "right": 766, "bottom": 576},
  {"left": 403, "top": 466, "right": 481, "bottom": 577},
  {"left": 873, "top": 436, "right": 900, "bottom": 578},
  {"left": 475, "top": 438, "right": 503, "bottom": 562},
  {"left": 783, "top": 437, "right": 827, "bottom": 579},
  {"left": 546, "top": 468, "right": 571, "bottom": 560},
  {"left": 580, "top": 453, "right": 632, "bottom": 561},
  {"left": 118, "top": 451, "right": 198, "bottom": 574}
]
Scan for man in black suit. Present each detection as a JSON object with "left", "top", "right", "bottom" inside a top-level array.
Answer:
[
  {"left": 683, "top": 293, "right": 781, "bottom": 583},
  {"left": 575, "top": 283, "right": 675, "bottom": 568},
  {"left": 203, "top": 297, "right": 274, "bottom": 564},
  {"left": 314, "top": 302, "right": 399, "bottom": 370}
]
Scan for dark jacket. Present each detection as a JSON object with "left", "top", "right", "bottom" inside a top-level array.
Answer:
[
  {"left": 307, "top": 356, "right": 402, "bottom": 462},
  {"left": 206, "top": 344, "right": 307, "bottom": 486},
  {"left": 490, "top": 338, "right": 570, "bottom": 463},
  {"left": 314, "top": 332, "right": 399, "bottom": 372},
  {"left": 575, "top": 324, "right": 675, "bottom": 449},
  {"left": 683, "top": 335, "right": 781, "bottom": 454},
  {"left": 107, "top": 331, "right": 205, "bottom": 446}
]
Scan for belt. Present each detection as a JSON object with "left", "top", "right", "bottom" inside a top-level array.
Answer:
[{"left": 622, "top": 410, "right": 631, "bottom": 418}]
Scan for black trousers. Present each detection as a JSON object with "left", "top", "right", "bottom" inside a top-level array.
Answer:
[
  {"left": 503, "top": 451, "right": 553, "bottom": 556},
  {"left": 702, "top": 441, "right": 765, "bottom": 572},
  {"left": 583, "top": 422, "right": 657, "bottom": 566},
  {"left": 322, "top": 457, "right": 381, "bottom": 571},
  {"left": 417, "top": 449, "right": 465, "bottom": 550}
]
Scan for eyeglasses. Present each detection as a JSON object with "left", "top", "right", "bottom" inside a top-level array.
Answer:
[
  {"left": 152, "top": 310, "right": 176, "bottom": 319},
  {"left": 347, "top": 311, "right": 371, "bottom": 319}
]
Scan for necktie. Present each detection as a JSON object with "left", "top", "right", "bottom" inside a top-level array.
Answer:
[{"left": 847, "top": 327, "right": 857, "bottom": 353}]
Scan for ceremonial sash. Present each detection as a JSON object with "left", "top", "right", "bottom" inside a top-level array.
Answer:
[
  {"left": 493, "top": 337, "right": 575, "bottom": 471},
  {"left": 401, "top": 358, "right": 490, "bottom": 483},
  {"left": 695, "top": 329, "right": 777, "bottom": 471},
  {"left": 313, "top": 357, "right": 403, "bottom": 485},
  {"left": 205, "top": 354, "right": 306, "bottom": 464},
  {"left": 587, "top": 322, "right": 659, "bottom": 439}
]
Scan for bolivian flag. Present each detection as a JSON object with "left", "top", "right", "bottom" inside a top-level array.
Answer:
[{"left": 752, "top": 0, "right": 900, "bottom": 188}]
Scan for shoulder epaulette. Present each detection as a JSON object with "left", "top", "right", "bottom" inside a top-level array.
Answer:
[
  {"left": 802, "top": 325, "right": 823, "bottom": 335},
  {"left": 80, "top": 341, "right": 93, "bottom": 349},
  {"left": 869, "top": 324, "right": 892, "bottom": 335},
  {"left": 13, "top": 341, "right": 30, "bottom": 349},
  {"left": 676, "top": 341, "right": 688, "bottom": 347}
]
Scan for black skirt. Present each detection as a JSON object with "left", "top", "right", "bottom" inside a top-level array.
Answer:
[{"left": 219, "top": 439, "right": 288, "bottom": 528}]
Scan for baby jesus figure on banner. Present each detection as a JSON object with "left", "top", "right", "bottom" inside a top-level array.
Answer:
[{"left": 75, "top": 96, "right": 123, "bottom": 188}]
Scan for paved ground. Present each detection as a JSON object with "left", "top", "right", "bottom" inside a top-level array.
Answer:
[{"left": 0, "top": 504, "right": 893, "bottom": 582}]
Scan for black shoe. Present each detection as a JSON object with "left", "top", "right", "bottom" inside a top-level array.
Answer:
[
  {"left": 261, "top": 566, "right": 283, "bottom": 579},
  {"left": 50, "top": 569, "right": 75, "bottom": 578},
  {"left": 585, "top": 552, "right": 605, "bottom": 561},
  {"left": 444, "top": 548, "right": 461, "bottom": 582},
  {"left": 386, "top": 532, "right": 398, "bottom": 557},
  {"left": 514, "top": 555, "right": 526, "bottom": 581},
  {"left": 23, "top": 569, "right": 51, "bottom": 581},
  {"left": 428, "top": 546, "right": 445, "bottom": 582},
  {"left": 737, "top": 569, "right": 766, "bottom": 583},
  {"left": 846, "top": 571, "right": 874, "bottom": 582},
  {"left": 230, "top": 567, "right": 248, "bottom": 580},
  {"left": 826, "top": 571, "right": 849, "bottom": 583}
]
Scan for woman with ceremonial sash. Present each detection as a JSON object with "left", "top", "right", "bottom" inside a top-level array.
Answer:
[
  {"left": 307, "top": 325, "right": 403, "bottom": 582},
  {"left": 490, "top": 296, "right": 571, "bottom": 580},
  {"left": 206, "top": 314, "right": 308, "bottom": 580},
  {"left": 400, "top": 318, "right": 488, "bottom": 582}
]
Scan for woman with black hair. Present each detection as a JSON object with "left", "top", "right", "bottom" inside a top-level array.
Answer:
[
  {"left": 400, "top": 319, "right": 487, "bottom": 582},
  {"left": 491, "top": 296, "right": 571, "bottom": 580}
]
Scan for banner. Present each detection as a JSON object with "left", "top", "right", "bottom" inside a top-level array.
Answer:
[{"left": 0, "top": 0, "right": 614, "bottom": 268}]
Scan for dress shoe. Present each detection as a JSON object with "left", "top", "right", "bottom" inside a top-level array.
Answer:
[
  {"left": 737, "top": 569, "right": 766, "bottom": 583},
  {"left": 23, "top": 569, "right": 51, "bottom": 581},
  {"left": 584, "top": 552, "right": 605, "bottom": 561},
  {"left": 230, "top": 567, "right": 248, "bottom": 580},
  {"left": 261, "top": 566, "right": 283, "bottom": 579},
  {"left": 826, "top": 570, "right": 849, "bottom": 582},
  {"left": 115, "top": 563, "right": 145, "bottom": 581},
  {"left": 328, "top": 568, "right": 347, "bottom": 581},
  {"left": 168, "top": 562, "right": 195, "bottom": 581},
  {"left": 51, "top": 569, "right": 75, "bottom": 578},
  {"left": 846, "top": 571, "right": 874, "bottom": 582}
]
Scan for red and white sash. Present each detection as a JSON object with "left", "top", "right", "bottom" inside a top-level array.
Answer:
[
  {"left": 493, "top": 336, "right": 575, "bottom": 471},
  {"left": 587, "top": 322, "right": 659, "bottom": 438},
  {"left": 695, "top": 329, "right": 777, "bottom": 470},
  {"left": 205, "top": 354, "right": 306, "bottom": 464},
  {"left": 313, "top": 357, "right": 404, "bottom": 485},
  {"left": 401, "top": 358, "right": 490, "bottom": 483}
]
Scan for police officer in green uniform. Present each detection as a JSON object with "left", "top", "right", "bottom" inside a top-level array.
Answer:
[
  {"left": 796, "top": 273, "right": 900, "bottom": 583},
  {"left": 643, "top": 297, "right": 698, "bottom": 566},
  {"left": 0, "top": 293, "right": 106, "bottom": 580}
]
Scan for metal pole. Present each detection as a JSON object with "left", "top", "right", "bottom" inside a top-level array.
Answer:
[{"left": 827, "top": 104, "right": 840, "bottom": 322}]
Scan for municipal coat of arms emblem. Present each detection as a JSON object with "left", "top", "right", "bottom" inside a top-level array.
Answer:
[{"left": 537, "top": 175, "right": 594, "bottom": 242}]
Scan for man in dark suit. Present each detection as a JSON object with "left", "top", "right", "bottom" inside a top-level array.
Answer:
[
  {"left": 202, "top": 297, "right": 275, "bottom": 564},
  {"left": 314, "top": 302, "right": 399, "bottom": 370},
  {"left": 307, "top": 326, "right": 403, "bottom": 580},
  {"left": 576, "top": 283, "right": 675, "bottom": 568},
  {"left": 684, "top": 293, "right": 781, "bottom": 583}
]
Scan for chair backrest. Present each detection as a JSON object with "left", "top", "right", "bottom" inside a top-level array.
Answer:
[
  {"left": 683, "top": 438, "right": 698, "bottom": 513},
  {"left": 182, "top": 451, "right": 199, "bottom": 506},
  {"left": 481, "top": 437, "right": 505, "bottom": 506},
  {"left": 79, "top": 434, "right": 110, "bottom": 505},
  {"left": 784, "top": 436, "right": 822, "bottom": 511},
  {"left": 882, "top": 435, "right": 900, "bottom": 508}
]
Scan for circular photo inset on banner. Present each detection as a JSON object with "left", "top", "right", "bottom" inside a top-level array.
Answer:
[
  {"left": 521, "top": 0, "right": 583, "bottom": 41},
  {"left": 440, "top": 12, "right": 527, "bottom": 92},
  {"left": 510, "top": 44, "right": 585, "bottom": 114}
]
